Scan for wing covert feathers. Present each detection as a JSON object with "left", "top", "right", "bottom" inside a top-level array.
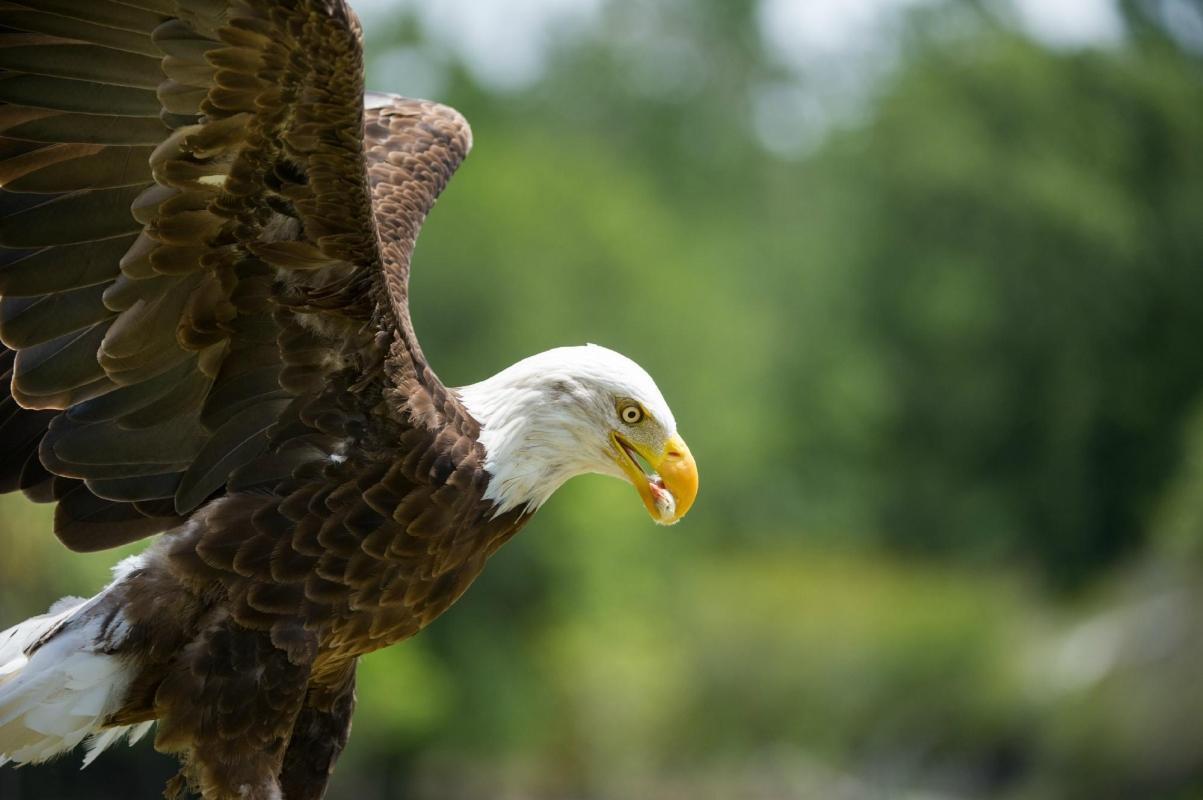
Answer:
[{"left": 0, "top": 0, "right": 480, "bottom": 551}]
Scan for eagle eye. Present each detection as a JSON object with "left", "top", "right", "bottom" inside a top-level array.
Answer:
[{"left": 619, "top": 404, "right": 644, "bottom": 424}]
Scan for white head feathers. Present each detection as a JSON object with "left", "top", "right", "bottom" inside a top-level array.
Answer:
[{"left": 457, "top": 344, "right": 677, "bottom": 515}]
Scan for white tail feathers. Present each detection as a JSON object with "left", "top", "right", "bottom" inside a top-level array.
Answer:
[{"left": 0, "top": 596, "right": 146, "bottom": 767}]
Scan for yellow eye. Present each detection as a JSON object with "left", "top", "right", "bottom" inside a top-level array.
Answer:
[{"left": 620, "top": 405, "right": 644, "bottom": 424}]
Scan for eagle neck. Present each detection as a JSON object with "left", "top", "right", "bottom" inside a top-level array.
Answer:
[{"left": 456, "top": 369, "right": 613, "bottom": 517}]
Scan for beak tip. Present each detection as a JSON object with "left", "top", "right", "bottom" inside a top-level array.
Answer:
[{"left": 658, "top": 434, "right": 698, "bottom": 523}]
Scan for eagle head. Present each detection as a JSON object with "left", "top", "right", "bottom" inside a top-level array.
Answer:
[{"left": 457, "top": 344, "right": 698, "bottom": 523}]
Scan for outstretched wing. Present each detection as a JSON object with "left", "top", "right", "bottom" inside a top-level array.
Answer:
[{"left": 0, "top": 0, "right": 473, "bottom": 550}]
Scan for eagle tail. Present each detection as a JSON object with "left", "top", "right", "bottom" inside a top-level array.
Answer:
[{"left": 0, "top": 592, "right": 142, "bottom": 767}]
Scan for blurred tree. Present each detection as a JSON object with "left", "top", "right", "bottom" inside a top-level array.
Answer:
[
  {"left": 838, "top": 34, "right": 1203, "bottom": 584},
  {"left": 1120, "top": 0, "right": 1203, "bottom": 57}
]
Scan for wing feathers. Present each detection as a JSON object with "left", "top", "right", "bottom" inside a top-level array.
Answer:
[
  {"left": 0, "top": 142, "right": 103, "bottom": 189},
  {"left": 86, "top": 472, "right": 182, "bottom": 502},
  {"left": 47, "top": 421, "right": 204, "bottom": 474},
  {"left": 0, "top": 186, "right": 146, "bottom": 246},
  {"left": 54, "top": 481, "right": 178, "bottom": 552},
  {"left": 0, "top": 283, "right": 114, "bottom": 348},
  {"left": 64, "top": 356, "right": 197, "bottom": 423},
  {"left": 0, "top": 109, "right": 168, "bottom": 144},
  {"left": 0, "top": 7, "right": 160, "bottom": 56},
  {"left": 176, "top": 398, "right": 290, "bottom": 513},
  {"left": 0, "top": 237, "right": 132, "bottom": 297},
  {"left": 1, "top": 144, "right": 155, "bottom": 192},
  {"left": 0, "top": 0, "right": 484, "bottom": 558},
  {"left": 117, "top": 0, "right": 176, "bottom": 15},
  {"left": 0, "top": 74, "right": 161, "bottom": 115},
  {"left": 18, "top": 0, "right": 170, "bottom": 34},
  {"left": 11, "top": 322, "right": 111, "bottom": 407},
  {"left": 0, "top": 41, "right": 163, "bottom": 88}
]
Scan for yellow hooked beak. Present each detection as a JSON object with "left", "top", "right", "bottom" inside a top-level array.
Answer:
[{"left": 611, "top": 432, "right": 698, "bottom": 525}]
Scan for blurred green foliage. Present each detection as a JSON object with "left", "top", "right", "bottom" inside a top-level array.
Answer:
[
  {"left": 4, "top": 1, "right": 1203, "bottom": 798},
  {"left": 855, "top": 35, "right": 1203, "bottom": 582}
]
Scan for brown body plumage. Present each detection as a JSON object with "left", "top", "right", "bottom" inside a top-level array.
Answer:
[{"left": 0, "top": 1, "right": 698, "bottom": 797}]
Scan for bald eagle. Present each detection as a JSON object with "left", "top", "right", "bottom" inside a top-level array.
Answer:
[{"left": 0, "top": 1, "right": 698, "bottom": 797}]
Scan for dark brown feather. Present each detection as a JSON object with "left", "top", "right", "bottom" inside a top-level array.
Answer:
[
  {"left": 0, "top": 2, "right": 529, "bottom": 798},
  {"left": 0, "top": 74, "right": 163, "bottom": 115}
]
